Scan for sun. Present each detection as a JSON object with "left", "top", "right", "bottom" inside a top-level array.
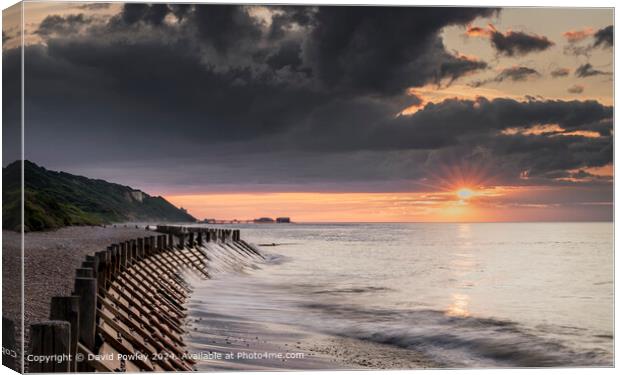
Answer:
[{"left": 456, "top": 188, "right": 475, "bottom": 200}]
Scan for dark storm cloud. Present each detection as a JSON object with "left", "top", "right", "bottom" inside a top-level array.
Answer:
[
  {"left": 470, "top": 66, "right": 540, "bottom": 87},
  {"left": 120, "top": 3, "right": 170, "bottom": 25},
  {"left": 563, "top": 25, "right": 613, "bottom": 57},
  {"left": 575, "top": 63, "right": 611, "bottom": 78},
  {"left": 396, "top": 97, "right": 611, "bottom": 137},
  {"left": 489, "top": 29, "right": 554, "bottom": 56},
  {"left": 495, "top": 66, "right": 540, "bottom": 81},
  {"left": 593, "top": 25, "right": 613, "bottom": 48},
  {"left": 438, "top": 54, "right": 488, "bottom": 86},
  {"left": 266, "top": 40, "right": 305, "bottom": 71},
  {"left": 191, "top": 5, "right": 263, "bottom": 54},
  {"left": 2, "top": 44, "right": 21, "bottom": 165},
  {"left": 8, "top": 4, "right": 613, "bottom": 190},
  {"left": 492, "top": 132, "right": 611, "bottom": 178},
  {"left": 267, "top": 6, "right": 315, "bottom": 40},
  {"left": 36, "top": 14, "right": 95, "bottom": 36},
  {"left": 303, "top": 6, "right": 496, "bottom": 95}
]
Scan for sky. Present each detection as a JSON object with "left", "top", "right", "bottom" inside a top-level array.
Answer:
[{"left": 2, "top": 2, "right": 614, "bottom": 222}]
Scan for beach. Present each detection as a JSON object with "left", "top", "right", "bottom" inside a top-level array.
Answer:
[
  {"left": 2, "top": 222, "right": 613, "bottom": 371},
  {"left": 2, "top": 224, "right": 436, "bottom": 371},
  {"left": 2, "top": 225, "right": 151, "bottom": 354}
]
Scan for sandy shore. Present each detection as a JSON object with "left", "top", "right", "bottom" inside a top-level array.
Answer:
[
  {"left": 185, "top": 315, "right": 439, "bottom": 370},
  {"left": 2, "top": 225, "right": 151, "bottom": 353}
]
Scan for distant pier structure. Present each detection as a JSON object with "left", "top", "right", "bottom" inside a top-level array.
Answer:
[{"left": 198, "top": 217, "right": 292, "bottom": 224}]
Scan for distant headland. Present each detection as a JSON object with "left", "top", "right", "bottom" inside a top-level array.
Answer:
[{"left": 2, "top": 160, "right": 196, "bottom": 231}]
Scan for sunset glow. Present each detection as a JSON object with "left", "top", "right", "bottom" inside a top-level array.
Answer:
[
  {"left": 165, "top": 183, "right": 610, "bottom": 223},
  {"left": 457, "top": 188, "right": 475, "bottom": 200}
]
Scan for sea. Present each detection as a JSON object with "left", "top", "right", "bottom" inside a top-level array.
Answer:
[{"left": 183, "top": 222, "right": 613, "bottom": 369}]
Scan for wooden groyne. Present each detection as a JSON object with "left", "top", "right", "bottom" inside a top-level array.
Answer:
[{"left": 27, "top": 226, "right": 261, "bottom": 372}]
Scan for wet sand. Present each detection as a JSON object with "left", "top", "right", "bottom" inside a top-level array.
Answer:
[{"left": 185, "top": 316, "right": 439, "bottom": 371}]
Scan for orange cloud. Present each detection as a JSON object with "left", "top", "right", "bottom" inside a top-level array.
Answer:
[
  {"left": 501, "top": 123, "right": 601, "bottom": 138},
  {"left": 465, "top": 24, "right": 493, "bottom": 38},
  {"left": 563, "top": 27, "right": 594, "bottom": 43}
]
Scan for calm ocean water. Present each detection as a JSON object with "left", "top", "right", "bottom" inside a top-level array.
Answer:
[{"left": 186, "top": 222, "right": 613, "bottom": 368}]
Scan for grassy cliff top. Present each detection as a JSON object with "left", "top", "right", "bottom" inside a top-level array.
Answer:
[{"left": 2, "top": 160, "right": 196, "bottom": 231}]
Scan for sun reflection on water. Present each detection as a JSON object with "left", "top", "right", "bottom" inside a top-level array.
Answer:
[{"left": 446, "top": 293, "right": 471, "bottom": 317}]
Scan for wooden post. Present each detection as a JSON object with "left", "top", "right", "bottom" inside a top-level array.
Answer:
[
  {"left": 29, "top": 321, "right": 71, "bottom": 373},
  {"left": 96, "top": 251, "right": 108, "bottom": 294},
  {"left": 106, "top": 246, "right": 114, "bottom": 284},
  {"left": 82, "top": 260, "right": 95, "bottom": 272},
  {"left": 137, "top": 238, "right": 144, "bottom": 259},
  {"left": 2, "top": 317, "right": 17, "bottom": 371},
  {"left": 132, "top": 239, "right": 138, "bottom": 262},
  {"left": 111, "top": 244, "right": 120, "bottom": 278},
  {"left": 168, "top": 233, "right": 174, "bottom": 248},
  {"left": 197, "top": 232, "right": 203, "bottom": 246},
  {"left": 75, "top": 268, "right": 94, "bottom": 278},
  {"left": 73, "top": 277, "right": 97, "bottom": 353},
  {"left": 144, "top": 237, "right": 151, "bottom": 257},
  {"left": 120, "top": 242, "right": 127, "bottom": 269},
  {"left": 179, "top": 233, "right": 186, "bottom": 249},
  {"left": 86, "top": 254, "right": 99, "bottom": 273},
  {"left": 189, "top": 232, "right": 195, "bottom": 246},
  {"left": 126, "top": 240, "right": 134, "bottom": 265},
  {"left": 49, "top": 296, "right": 80, "bottom": 372}
]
